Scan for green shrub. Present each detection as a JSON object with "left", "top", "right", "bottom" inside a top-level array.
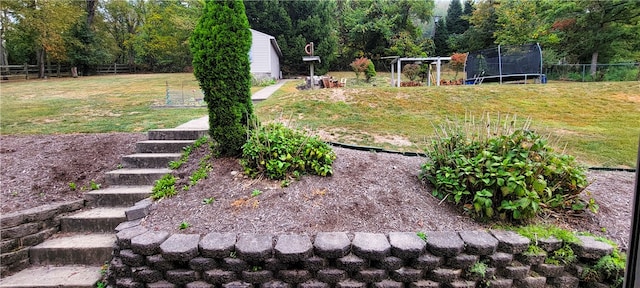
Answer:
[
  {"left": 191, "top": 0, "right": 254, "bottom": 156},
  {"left": 241, "top": 123, "right": 336, "bottom": 180},
  {"left": 403, "top": 63, "right": 420, "bottom": 81},
  {"left": 419, "top": 115, "right": 593, "bottom": 221},
  {"left": 365, "top": 60, "right": 376, "bottom": 83},
  {"left": 152, "top": 174, "right": 178, "bottom": 200}
]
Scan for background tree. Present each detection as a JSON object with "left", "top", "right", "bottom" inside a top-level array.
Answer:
[
  {"left": 191, "top": 0, "right": 253, "bottom": 156},
  {"left": 494, "top": 0, "right": 558, "bottom": 46},
  {"left": 452, "top": 0, "right": 499, "bottom": 53},
  {"left": 433, "top": 18, "right": 449, "bottom": 55},
  {"left": 445, "top": 0, "right": 465, "bottom": 35}
]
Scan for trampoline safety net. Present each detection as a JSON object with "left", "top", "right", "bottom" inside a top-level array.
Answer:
[{"left": 465, "top": 43, "right": 544, "bottom": 84}]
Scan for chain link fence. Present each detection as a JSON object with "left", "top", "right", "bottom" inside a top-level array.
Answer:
[
  {"left": 545, "top": 63, "right": 639, "bottom": 82},
  {"left": 164, "top": 80, "right": 205, "bottom": 106}
]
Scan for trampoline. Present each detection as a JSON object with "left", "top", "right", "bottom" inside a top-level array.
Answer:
[{"left": 465, "top": 43, "right": 546, "bottom": 84}]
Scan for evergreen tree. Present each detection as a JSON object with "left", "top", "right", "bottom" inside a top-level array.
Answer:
[
  {"left": 461, "top": 0, "right": 474, "bottom": 32},
  {"left": 190, "top": 0, "right": 254, "bottom": 157},
  {"left": 446, "top": 0, "right": 465, "bottom": 35},
  {"left": 433, "top": 18, "right": 449, "bottom": 56}
]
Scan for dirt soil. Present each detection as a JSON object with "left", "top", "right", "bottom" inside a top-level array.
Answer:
[{"left": 0, "top": 134, "right": 636, "bottom": 251}]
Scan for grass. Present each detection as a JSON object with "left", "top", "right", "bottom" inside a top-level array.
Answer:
[
  {"left": 3, "top": 72, "right": 637, "bottom": 168},
  {"left": 255, "top": 74, "right": 639, "bottom": 168}
]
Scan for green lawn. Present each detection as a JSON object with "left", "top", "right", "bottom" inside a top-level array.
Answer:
[
  {"left": 256, "top": 76, "right": 640, "bottom": 168},
  {"left": 2, "top": 73, "right": 637, "bottom": 168}
]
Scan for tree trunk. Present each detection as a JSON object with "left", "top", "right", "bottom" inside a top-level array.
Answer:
[
  {"left": 71, "top": 67, "right": 78, "bottom": 78},
  {"left": 37, "top": 48, "right": 45, "bottom": 79},
  {"left": 86, "top": 0, "right": 97, "bottom": 26},
  {"left": 590, "top": 51, "right": 598, "bottom": 78}
]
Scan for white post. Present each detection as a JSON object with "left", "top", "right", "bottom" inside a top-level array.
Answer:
[
  {"left": 391, "top": 62, "right": 395, "bottom": 86},
  {"left": 427, "top": 63, "right": 431, "bottom": 87},
  {"left": 397, "top": 59, "right": 401, "bottom": 87},
  {"left": 310, "top": 63, "right": 315, "bottom": 89},
  {"left": 436, "top": 58, "right": 442, "bottom": 86}
]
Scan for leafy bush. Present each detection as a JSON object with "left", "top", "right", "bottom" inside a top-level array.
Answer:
[
  {"left": 241, "top": 123, "right": 336, "bottom": 180},
  {"left": 419, "top": 115, "right": 593, "bottom": 221},
  {"left": 350, "top": 57, "right": 370, "bottom": 81},
  {"left": 402, "top": 63, "right": 420, "bottom": 81},
  {"left": 152, "top": 174, "right": 177, "bottom": 200},
  {"left": 190, "top": 0, "right": 254, "bottom": 156},
  {"left": 365, "top": 60, "right": 376, "bottom": 82}
]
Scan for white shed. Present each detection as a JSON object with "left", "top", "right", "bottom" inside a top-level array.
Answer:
[{"left": 249, "top": 29, "right": 282, "bottom": 80}]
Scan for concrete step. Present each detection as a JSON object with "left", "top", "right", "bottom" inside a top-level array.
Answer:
[
  {"left": 30, "top": 234, "right": 115, "bottom": 265},
  {"left": 121, "top": 153, "right": 181, "bottom": 168},
  {"left": 105, "top": 168, "right": 170, "bottom": 186},
  {"left": 147, "top": 128, "right": 208, "bottom": 140},
  {"left": 136, "top": 140, "right": 195, "bottom": 153},
  {"left": 85, "top": 186, "right": 152, "bottom": 207},
  {"left": 60, "top": 207, "right": 128, "bottom": 233},
  {"left": 0, "top": 265, "right": 102, "bottom": 288}
]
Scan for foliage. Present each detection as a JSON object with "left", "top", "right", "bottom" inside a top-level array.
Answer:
[
  {"left": 178, "top": 221, "right": 190, "bottom": 230},
  {"left": 251, "top": 189, "right": 263, "bottom": 197},
  {"left": 241, "top": 123, "right": 336, "bottom": 181},
  {"left": 433, "top": 19, "right": 450, "bottom": 56},
  {"left": 184, "top": 154, "right": 212, "bottom": 190},
  {"left": 402, "top": 63, "right": 420, "bottom": 81},
  {"left": 252, "top": 75, "right": 277, "bottom": 87},
  {"left": 365, "top": 60, "right": 377, "bottom": 82},
  {"left": 191, "top": 0, "right": 254, "bottom": 157},
  {"left": 445, "top": 0, "right": 465, "bottom": 35},
  {"left": 202, "top": 197, "right": 215, "bottom": 205},
  {"left": 169, "top": 136, "right": 209, "bottom": 170},
  {"left": 416, "top": 231, "right": 427, "bottom": 242},
  {"left": 450, "top": 53, "right": 467, "bottom": 79},
  {"left": 90, "top": 180, "right": 101, "bottom": 190},
  {"left": 515, "top": 225, "right": 578, "bottom": 265},
  {"left": 350, "top": 57, "right": 370, "bottom": 81},
  {"left": 152, "top": 174, "right": 177, "bottom": 200},
  {"left": 419, "top": 114, "right": 593, "bottom": 221},
  {"left": 68, "top": 182, "right": 77, "bottom": 191},
  {"left": 468, "top": 261, "right": 487, "bottom": 278}
]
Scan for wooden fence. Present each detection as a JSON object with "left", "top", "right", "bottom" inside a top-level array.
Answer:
[{"left": 0, "top": 63, "right": 132, "bottom": 81}]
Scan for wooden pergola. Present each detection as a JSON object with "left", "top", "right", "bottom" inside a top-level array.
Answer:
[{"left": 387, "top": 56, "right": 452, "bottom": 87}]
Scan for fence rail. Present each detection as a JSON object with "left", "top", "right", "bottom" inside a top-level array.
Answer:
[{"left": 0, "top": 63, "right": 133, "bottom": 81}]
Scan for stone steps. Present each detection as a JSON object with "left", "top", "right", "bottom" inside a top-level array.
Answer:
[
  {"left": 0, "top": 127, "right": 204, "bottom": 288},
  {"left": 30, "top": 234, "right": 116, "bottom": 265},
  {"left": 60, "top": 207, "right": 129, "bottom": 233},
  {"left": 85, "top": 186, "right": 152, "bottom": 207},
  {"left": 0, "top": 265, "right": 103, "bottom": 288},
  {"left": 105, "top": 168, "right": 171, "bottom": 186}
]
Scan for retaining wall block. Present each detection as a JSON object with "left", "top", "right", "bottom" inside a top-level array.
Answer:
[
  {"left": 1, "top": 222, "right": 40, "bottom": 239},
  {"left": 223, "top": 257, "right": 249, "bottom": 272},
  {"left": 373, "top": 280, "right": 403, "bottom": 288},
  {"left": 516, "top": 253, "right": 546, "bottom": 266},
  {"left": 299, "top": 280, "right": 329, "bottom": 288},
  {"left": 447, "top": 253, "right": 479, "bottom": 269},
  {"left": 546, "top": 274, "right": 579, "bottom": 288},
  {"left": 116, "top": 219, "right": 142, "bottom": 233},
  {"left": 354, "top": 269, "right": 387, "bottom": 283},
  {"left": 513, "top": 276, "right": 547, "bottom": 288},
  {"left": 409, "top": 280, "right": 440, "bottom": 288},
  {"left": 236, "top": 234, "right": 273, "bottom": 262},
  {"left": 190, "top": 257, "right": 218, "bottom": 271},
  {"left": 264, "top": 258, "right": 286, "bottom": 271},
  {"left": 278, "top": 269, "right": 312, "bottom": 284},
  {"left": 147, "top": 254, "right": 176, "bottom": 271},
  {"left": 200, "top": 232, "right": 237, "bottom": 258},
  {"left": 317, "top": 268, "right": 347, "bottom": 283},
  {"left": 58, "top": 199, "right": 85, "bottom": 213},
  {"left": 377, "top": 256, "right": 404, "bottom": 271},
  {"left": 488, "top": 278, "right": 513, "bottom": 288},
  {"left": 222, "top": 281, "right": 252, "bottom": 288},
  {"left": 427, "top": 268, "right": 461, "bottom": 283},
  {"left": 261, "top": 280, "right": 290, "bottom": 288},
  {"left": 534, "top": 263, "right": 564, "bottom": 277},
  {"left": 131, "top": 230, "right": 170, "bottom": 256},
  {"left": 304, "top": 256, "right": 327, "bottom": 271},
  {"left": 132, "top": 266, "right": 163, "bottom": 283},
  {"left": 425, "top": 232, "right": 464, "bottom": 257},
  {"left": 0, "top": 239, "right": 18, "bottom": 253},
  {"left": 491, "top": 231, "right": 530, "bottom": 254},
  {"left": 0, "top": 248, "right": 28, "bottom": 266},
  {"left": 572, "top": 236, "right": 614, "bottom": 260},
  {"left": 146, "top": 280, "right": 177, "bottom": 288},
  {"left": 165, "top": 269, "right": 198, "bottom": 285},
  {"left": 411, "top": 253, "right": 441, "bottom": 271},
  {"left": 449, "top": 280, "right": 477, "bottom": 288},
  {"left": 110, "top": 257, "right": 133, "bottom": 278},
  {"left": 336, "top": 254, "right": 366, "bottom": 272},
  {"left": 274, "top": 234, "right": 313, "bottom": 263},
  {"left": 352, "top": 233, "right": 391, "bottom": 261},
  {"left": 388, "top": 232, "right": 426, "bottom": 259},
  {"left": 458, "top": 231, "right": 498, "bottom": 256},
  {"left": 120, "top": 249, "right": 146, "bottom": 267},
  {"left": 314, "top": 232, "right": 351, "bottom": 258},
  {"left": 500, "top": 264, "right": 530, "bottom": 280},
  {"left": 391, "top": 267, "right": 423, "bottom": 283},
  {"left": 117, "top": 225, "right": 149, "bottom": 249},
  {"left": 116, "top": 277, "right": 144, "bottom": 288},
  {"left": 538, "top": 236, "right": 562, "bottom": 252},
  {"left": 242, "top": 270, "right": 274, "bottom": 284},
  {"left": 337, "top": 279, "right": 367, "bottom": 288},
  {"left": 161, "top": 234, "right": 200, "bottom": 261},
  {"left": 204, "top": 269, "right": 237, "bottom": 284},
  {"left": 186, "top": 281, "right": 214, "bottom": 288},
  {"left": 20, "top": 227, "right": 56, "bottom": 247},
  {"left": 488, "top": 252, "right": 514, "bottom": 268}
]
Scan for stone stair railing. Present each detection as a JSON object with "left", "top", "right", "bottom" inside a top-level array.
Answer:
[{"left": 0, "top": 128, "right": 207, "bottom": 288}]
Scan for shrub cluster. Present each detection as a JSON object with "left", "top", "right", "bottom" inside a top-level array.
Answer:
[
  {"left": 420, "top": 119, "right": 594, "bottom": 221},
  {"left": 241, "top": 123, "right": 336, "bottom": 180}
]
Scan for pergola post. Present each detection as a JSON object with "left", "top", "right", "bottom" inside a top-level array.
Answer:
[
  {"left": 397, "top": 59, "right": 401, "bottom": 87},
  {"left": 436, "top": 58, "right": 442, "bottom": 86}
]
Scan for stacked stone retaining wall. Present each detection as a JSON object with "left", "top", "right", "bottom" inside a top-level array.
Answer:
[
  {"left": 0, "top": 200, "right": 85, "bottom": 276},
  {"left": 110, "top": 221, "right": 618, "bottom": 288}
]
